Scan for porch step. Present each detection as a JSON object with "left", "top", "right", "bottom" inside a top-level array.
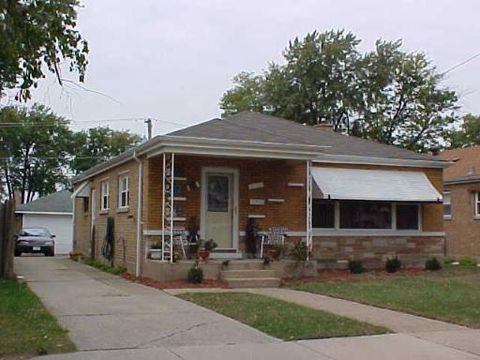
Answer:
[
  {"left": 225, "top": 260, "right": 264, "bottom": 270},
  {"left": 220, "top": 269, "right": 276, "bottom": 280},
  {"left": 224, "top": 277, "right": 281, "bottom": 289}
]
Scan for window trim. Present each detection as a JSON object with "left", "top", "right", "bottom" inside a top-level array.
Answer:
[
  {"left": 118, "top": 174, "right": 130, "bottom": 208},
  {"left": 312, "top": 200, "right": 422, "bottom": 233},
  {"left": 100, "top": 181, "right": 109, "bottom": 211},
  {"left": 475, "top": 192, "right": 480, "bottom": 219},
  {"left": 443, "top": 192, "right": 452, "bottom": 220}
]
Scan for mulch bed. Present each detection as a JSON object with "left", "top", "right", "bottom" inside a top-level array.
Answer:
[
  {"left": 282, "top": 268, "right": 427, "bottom": 286},
  {"left": 122, "top": 273, "right": 228, "bottom": 289}
]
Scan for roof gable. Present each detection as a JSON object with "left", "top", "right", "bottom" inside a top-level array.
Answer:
[{"left": 438, "top": 146, "right": 480, "bottom": 181}]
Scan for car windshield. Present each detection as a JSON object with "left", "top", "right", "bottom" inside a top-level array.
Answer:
[{"left": 20, "top": 228, "right": 50, "bottom": 237}]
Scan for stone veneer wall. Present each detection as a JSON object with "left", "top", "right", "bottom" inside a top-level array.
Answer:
[{"left": 312, "top": 236, "right": 445, "bottom": 268}]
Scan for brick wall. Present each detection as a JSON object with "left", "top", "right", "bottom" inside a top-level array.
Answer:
[
  {"left": 144, "top": 155, "right": 307, "bottom": 251},
  {"left": 73, "top": 154, "right": 445, "bottom": 273},
  {"left": 444, "top": 182, "right": 480, "bottom": 258},
  {"left": 313, "top": 235, "right": 445, "bottom": 268},
  {"left": 73, "top": 159, "right": 140, "bottom": 272},
  {"left": 73, "top": 197, "right": 90, "bottom": 256}
]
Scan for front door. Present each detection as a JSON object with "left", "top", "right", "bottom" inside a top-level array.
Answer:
[{"left": 201, "top": 168, "right": 238, "bottom": 249}]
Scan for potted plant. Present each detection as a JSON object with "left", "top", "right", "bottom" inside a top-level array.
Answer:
[
  {"left": 197, "top": 239, "right": 218, "bottom": 260},
  {"left": 149, "top": 243, "right": 163, "bottom": 260}
]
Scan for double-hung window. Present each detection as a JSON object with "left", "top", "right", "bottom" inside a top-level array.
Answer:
[
  {"left": 443, "top": 192, "right": 452, "bottom": 219},
  {"left": 118, "top": 174, "right": 129, "bottom": 208},
  {"left": 100, "top": 181, "right": 109, "bottom": 210}
]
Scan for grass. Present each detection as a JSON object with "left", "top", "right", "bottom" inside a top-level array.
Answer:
[
  {"left": 291, "top": 265, "right": 480, "bottom": 328},
  {"left": 178, "top": 292, "right": 387, "bottom": 340},
  {"left": 82, "top": 258, "right": 127, "bottom": 275},
  {"left": 0, "top": 279, "right": 75, "bottom": 357}
]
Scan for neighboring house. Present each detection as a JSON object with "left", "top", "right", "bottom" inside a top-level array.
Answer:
[
  {"left": 437, "top": 147, "right": 480, "bottom": 259},
  {"left": 16, "top": 190, "right": 73, "bottom": 254},
  {"left": 72, "top": 112, "right": 447, "bottom": 281}
]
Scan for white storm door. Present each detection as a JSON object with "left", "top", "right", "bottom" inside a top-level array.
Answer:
[{"left": 201, "top": 168, "right": 238, "bottom": 249}]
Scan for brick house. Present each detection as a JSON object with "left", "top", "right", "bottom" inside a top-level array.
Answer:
[
  {"left": 437, "top": 147, "right": 480, "bottom": 260},
  {"left": 72, "top": 112, "right": 447, "bottom": 282}
]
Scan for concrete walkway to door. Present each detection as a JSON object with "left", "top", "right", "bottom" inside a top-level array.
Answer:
[{"left": 15, "top": 257, "right": 480, "bottom": 360}]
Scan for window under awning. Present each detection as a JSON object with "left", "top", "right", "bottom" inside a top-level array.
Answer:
[{"left": 311, "top": 167, "right": 442, "bottom": 202}]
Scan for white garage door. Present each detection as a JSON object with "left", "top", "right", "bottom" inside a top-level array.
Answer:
[{"left": 22, "top": 214, "right": 73, "bottom": 254}]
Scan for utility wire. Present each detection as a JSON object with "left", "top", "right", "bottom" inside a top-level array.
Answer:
[
  {"left": 442, "top": 52, "right": 480, "bottom": 75},
  {"left": 0, "top": 117, "right": 189, "bottom": 128}
]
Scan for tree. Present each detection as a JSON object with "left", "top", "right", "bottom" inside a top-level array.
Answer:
[
  {"left": 69, "top": 127, "right": 143, "bottom": 175},
  {"left": 0, "top": 106, "right": 143, "bottom": 202},
  {"left": 0, "top": 0, "right": 88, "bottom": 100},
  {"left": 220, "top": 30, "right": 458, "bottom": 152},
  {"left": 356, "top": 40, "right": 457, "bottom": 151},
  {"left": 448, "top": 114, "right": 480, "bottom": 148},
  {"left": 0, "top": 105, "right": 71, "bottom": 203}
]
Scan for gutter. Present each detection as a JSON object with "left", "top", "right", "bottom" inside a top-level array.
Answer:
[
  {"left": 444, "top": 175, "right": 480, "bottom": 185},
  {"left": 133, "top": 150, "right": 143, "bottom": 277}
]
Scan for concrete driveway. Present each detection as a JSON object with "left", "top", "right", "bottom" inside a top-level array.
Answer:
[{"left": 15, "top": 257, "right": 480, "bottom": 360}]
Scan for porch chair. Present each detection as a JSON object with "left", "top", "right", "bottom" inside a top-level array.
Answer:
[
  {"left": 259, "top": 227, "right": 288, "bottom": 258},
  {"left": 163, "top": 230, "right": 188, "bottom": 261}
]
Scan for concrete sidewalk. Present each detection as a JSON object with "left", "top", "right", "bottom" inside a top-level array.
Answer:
[
  {"left": 15, "top": 257, "right": 480, "bottom": 360},
  {"left": 168, "top": 287, "right": 480, "bottom": 357},
  {"left": 15, "top": 257, "right": 275, "bottom": 351}
]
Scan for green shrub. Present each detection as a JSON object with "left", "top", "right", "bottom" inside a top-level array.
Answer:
[
  {"left": 459, "top": 257, "right": 477, "bottom": 267},
  {"left": 385, "top": 257, "right": 402, "bottom": 273},
  {"left": 290, "top": 241, "right": 308, "bottom": 261},
  {"left": 444, "top": 257, "right": 456, "bottom": 265},
  {"left": 187, "top": 264, "right": 203, "bottom": 284},
  {"left": 425, "top": 257, "right": 442, "bottom": 271},
  {"left": 83, "top": 258, "right": 126, "bottom": 274},
  {"left": 348, "top": 260, "right": 365, "bottom": 274}
]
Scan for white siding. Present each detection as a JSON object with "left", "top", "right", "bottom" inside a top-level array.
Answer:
[{"left": 22, "top": 214, "right": 73, "bottom": 254}]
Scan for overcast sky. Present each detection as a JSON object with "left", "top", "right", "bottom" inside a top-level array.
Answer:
[{"left": 23, "top": 0, "right": 480, "bottom": 137}]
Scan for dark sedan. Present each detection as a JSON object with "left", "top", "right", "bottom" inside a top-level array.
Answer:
[{"left": 15, "top": 227, "right": 55, "bottom": 257}]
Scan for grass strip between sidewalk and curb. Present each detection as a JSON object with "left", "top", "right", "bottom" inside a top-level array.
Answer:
[
  {"left": 291, "top": 266, "right": 480, "bottom": 328},
  {"left": 178, "top": 292, "right": 388, "bottom": 340},
  {"left": 0, "top": 279, "right": 75, "bottom": 358}
]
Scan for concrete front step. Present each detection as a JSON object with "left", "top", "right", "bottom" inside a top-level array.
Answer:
[
  {"left": 225, "top": 277, "right": 281, "bottom": 288},
  {"left": 224, "top": 260, "right": 264, "bottom": 270},
  {"left": 220, "top": 269, "right": 276, "bottom": 280}
]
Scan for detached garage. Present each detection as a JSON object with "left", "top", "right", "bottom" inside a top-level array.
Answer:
[{"left": 16, "top": 190, "right": 73, "bottom": 255}]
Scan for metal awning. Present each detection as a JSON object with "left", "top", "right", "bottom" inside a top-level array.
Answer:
[{"left": 311, "top": 167, "right": 442, "bottom": 202}]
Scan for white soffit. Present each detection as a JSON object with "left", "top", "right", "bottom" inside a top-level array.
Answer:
[
  {"left": 311, "top": 167, "right": 442, "bottom": 202},
  {"left": 71, "top": 181, "right": 90, "bottom": 198}
]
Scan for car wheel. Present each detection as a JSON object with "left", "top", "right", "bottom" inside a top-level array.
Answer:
[
  {"left": 48, "top": 249, "right": 55, "bottom": 257},
  {"left": 14, "top": 251, "right": 21, "bottom": 257}
]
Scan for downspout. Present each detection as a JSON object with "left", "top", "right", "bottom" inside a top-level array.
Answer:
[
  {"left": 133, "top": 150, "right": 143, "bottom": 277},
  {"left": 71, "top": 193, "right": 76, "bottom": 253}
]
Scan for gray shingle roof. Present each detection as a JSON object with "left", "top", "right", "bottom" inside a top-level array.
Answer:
[
  {"left": 72, "top": 111, "right": 446, "bottom": 184},
  {"left": 167, "top": 112, "right": 436, "bottom": 161},
  {"left": 16, "top": 190, "right": 72, "bottom": 214}
]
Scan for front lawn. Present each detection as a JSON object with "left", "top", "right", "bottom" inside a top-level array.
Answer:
[
  {"left": 178, "top": 292, "right": 387, "bottom": 340},
  {"left": 0, "top": 280, "right": 75, "bottom": 357},
  {"left": 291, "top": 266, "right": 480, "bottom": 328}
]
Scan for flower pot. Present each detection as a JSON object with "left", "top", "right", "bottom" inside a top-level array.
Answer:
[{"left": 198, "top": 249, "right": 210, "bottom": 261}]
